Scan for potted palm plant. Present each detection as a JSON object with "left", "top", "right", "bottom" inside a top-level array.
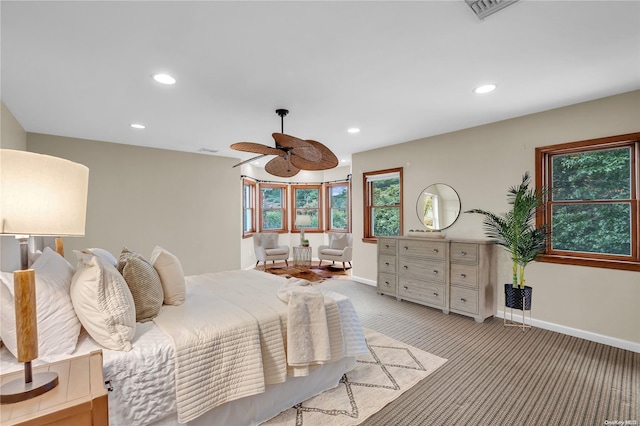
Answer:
[{"left": 466, "top": 172, "right": 548, "bottom": 311}]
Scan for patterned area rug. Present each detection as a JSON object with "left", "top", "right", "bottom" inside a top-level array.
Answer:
[
  {"left": 258, "top": 264, "right": 351, "bottom": 282},
  {"left": 263, "top": 328, "right": 447, "bottom": 426}
]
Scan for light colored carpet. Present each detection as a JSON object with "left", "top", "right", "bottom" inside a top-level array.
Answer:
[{"left": 263, "top": 328, "right": 447, "bottom": 426}]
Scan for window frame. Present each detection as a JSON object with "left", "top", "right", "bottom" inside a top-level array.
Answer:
[
  {"left": 242, "top": 178, "right": 257, "bottom": 238},
  {"left": 258, "top": 183, "right": 288, "bottom": 233},
  {"left": 363, "top": 167, "right": 403, "bottom": 243},
  {"left": 325, "top": 181, "right": 351, "bottom": 232},
  {"left": 291, "top": 184, "right": 323, "bottom": 234},
  {"left": 535, "top": 132, "right": 640, "bottom": 271}
]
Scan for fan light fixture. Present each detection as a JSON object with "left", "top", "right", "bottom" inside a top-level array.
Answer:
[{"left": 230, "top": 109, "right": 338, "bottom": 177}]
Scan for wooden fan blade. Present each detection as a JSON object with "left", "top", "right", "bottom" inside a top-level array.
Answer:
[
  {"left": 273, "top": 133, "right": 322, "bottom": 161},
  {"left": 265, "top": 156, "right": 300, "bottom": 177},
  {"left": 230, "top": 142, "right": 284, "bottom": 156},
  {"left": 232, "top": 154, "right": 269, "bottom": 168},
  {"left": 290, "top": 139, "right": 339, "bottom": 171}
]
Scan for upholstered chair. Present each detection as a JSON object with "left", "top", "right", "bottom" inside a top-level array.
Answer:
[
  {"left": 318, "top": 232, "right": 353, "bottom": 270},
  {"left": 253, "top": 232, "right": 290, "bottom": 270}
]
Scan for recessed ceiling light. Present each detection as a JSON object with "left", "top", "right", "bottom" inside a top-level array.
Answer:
[
  {"left": 347, "top": 128, "right": 360, "bottom": 134},
  {"left": 473, "top": 84, "right": 496, "bottom": 94},
  {"left": 130, "top": 123, "right": 146, "bottom": 129},
  {"left": 153, "top": 73, "right": 176, "bottom": 85}
]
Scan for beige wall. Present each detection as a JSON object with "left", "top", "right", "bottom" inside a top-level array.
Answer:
[
  {"left": 352, "top": 90, "right": 640, "bottom": 346},
  {"left": 27, "top": 134, "right": 241, "bottom": 275},
  {"left": 0, "top": 101, "right": 27, "bottom": 150},
  {"left": 1, "top": 101, "right": 28, "bottom": 271}
]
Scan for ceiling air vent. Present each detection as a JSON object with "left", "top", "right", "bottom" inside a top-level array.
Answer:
[{"left": 465, "top": 0, "right": 519, "bottom": 20}]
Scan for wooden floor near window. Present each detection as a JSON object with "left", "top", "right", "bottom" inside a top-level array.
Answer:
[{"left": 318, "top": 279, "right": 639, "bottom": 426}]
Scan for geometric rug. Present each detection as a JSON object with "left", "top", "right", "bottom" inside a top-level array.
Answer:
[{"left": 263, "top": 328, "right": 447, "bottom": 425}]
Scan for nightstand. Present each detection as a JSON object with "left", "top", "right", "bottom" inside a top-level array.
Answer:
[{"left": 0, "top": 350, "right": 108, "bottom": 426}]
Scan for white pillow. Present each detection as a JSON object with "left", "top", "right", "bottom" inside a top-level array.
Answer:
[
  {"left": 71, "top": 250, "right": 136, "bottom": 351},
  {"left": 329, "top": 233, "right": 349, "bottom": 250},
  {"left": 85, "top": 248, "right": 118, "bottom": 267},
  {"left": 0, "top": 247, "right": 81, "bottom": 362},
  {"left": 150, "top": 246, "right": 186, "bottom": 306}
]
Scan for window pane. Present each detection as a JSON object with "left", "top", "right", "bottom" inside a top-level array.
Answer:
[
  {"left": 330, "top": 209, "right": 348, "bottom": 229},
  {"left": 372, "top": 207, "right": 400, "bottom": 236},
  {"left": 552, "top": 147, "right": 631, "bottom": 201},
  {"left": 243, "top": 209, "right": 252, "bottom": 232},
  {"left": 330, "top": 186, "right": 348, "bottom": 208},
  {"left": 262, "top": 210, "right": 282, "bottom": 230},
  {"left": 295, "top": 188, "right": 319, "bottom": 208},
  {"left": 372, "top": 178, "right": 400, "bottom": 207},
  {"left": 261, "top": 187, "right": 282, "bottom": 208},
  {"left": 551, "top": 203, "right": 631, "bottom": 255}
]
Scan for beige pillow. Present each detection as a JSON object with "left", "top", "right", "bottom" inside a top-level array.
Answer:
[
  {"left": 71, "top": 251, "right": 136, "bottom": 351},
  {"left": 330, "top": 233, "right": 349, "bottom": 250},
  {"left": 261, "top": 233, "right": 278, "bottom": 249},
  {"left": 150, "top": 246, "right": 186, "bottom": 306},
  {"left": 117, "top": 247, "right": 164, "bottom": 322}
]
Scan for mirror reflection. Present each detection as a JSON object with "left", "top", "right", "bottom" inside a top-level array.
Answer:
[{"left": 416, "top": 183, "right": 461, "bottom": 230}]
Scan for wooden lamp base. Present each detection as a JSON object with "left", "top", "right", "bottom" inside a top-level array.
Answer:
[{"left": 0, "top": 268, "right": 59, "bottom": 404}]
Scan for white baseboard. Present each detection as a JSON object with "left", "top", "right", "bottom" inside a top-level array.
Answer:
[
  {"left": 497, "top": 309, "right": 640, "bottom": 353},
  {"left": 351, "top": 275, "right": 377, "bottom": 287}
]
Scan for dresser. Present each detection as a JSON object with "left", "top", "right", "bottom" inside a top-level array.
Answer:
[
  {"left": 377, "top": 237, "right": 496, "bottom": 322},
  {"left": 0, "top": 350, "right": 108, "bottom": 426}
]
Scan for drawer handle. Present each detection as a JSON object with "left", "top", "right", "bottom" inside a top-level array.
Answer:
[
  {"left": 460, "top": 298, "right": 467, "bottom": 302},
  {"left": 433, "top": 248, "right": 439, "bottom": 253},
  {"left": 433, "top": 292, "right": 438, "bottom": 296},
  {"left": 433, "top": 270, "right": 438, "bottom": 274},
  {"left": 385, "top": 244, "right": 389, "bottom": 249},
  {"left": 385, "top": 262, "right": 390, "bottom": 266},
  {"left": 404, "top": 246, "right": 409, "bottom": 250},
  {"left": 461, "top": 251, "right": 467, "bottom": 256},
  {"left": 460, "top": 273, "right": 466, "bottom": 278},
  {"left": 404, "top": 265, "right": 408, "bottom": 269},
  {"left": 384, "top": 281, "right": 390, "bottom": 286},
  {"left": 403, "top": 286, "right": 408, "bottom": 290}
]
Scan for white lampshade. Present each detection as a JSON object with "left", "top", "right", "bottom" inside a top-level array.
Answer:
[
  {"left": 296, "top": 214, "right": 312, "bottom": 227},
  {"left": 1, "top": 150, "right": 89, "bottom": 236}
]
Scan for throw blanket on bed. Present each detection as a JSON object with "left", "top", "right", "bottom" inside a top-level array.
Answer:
[
  {"left": 153, "top": 270, "right": 364, "bottom": 423},
  {"left": 277, "top": 279, "right": 343, "bottom": 376}
]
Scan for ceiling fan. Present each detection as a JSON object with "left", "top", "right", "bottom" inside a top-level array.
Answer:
[{"left": 230, "top": 109, "right": 338, "bottom": 177}]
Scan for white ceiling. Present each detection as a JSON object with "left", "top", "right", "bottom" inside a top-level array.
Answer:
[{"left": 2, "top": 1, "right": 639, "bottom": 167}]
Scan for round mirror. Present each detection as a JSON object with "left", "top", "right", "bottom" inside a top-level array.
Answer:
[{"left": 416, "top": 183, "right": 461, "bottom": 230}]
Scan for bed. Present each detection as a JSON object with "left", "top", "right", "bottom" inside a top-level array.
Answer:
[{"left": 0, "top": 246, "right": 368, "bottom": 426}]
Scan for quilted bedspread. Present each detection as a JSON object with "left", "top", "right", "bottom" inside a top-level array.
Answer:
[{"left": 153, "top": 269, "right": 367, "bottom": 423}]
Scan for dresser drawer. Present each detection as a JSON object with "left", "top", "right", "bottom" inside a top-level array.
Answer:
[
  {"left": 451, "top": 242, "right": 478, "bottom": 264},
  {"left": 399, "top": 239, "right": 446, "bottom": 260},
  {"left": 398, "top": 258, "right": 445, "bottom": 283},
  {"left": 450, "top": 264, "right": 478, "bottom": 288},
  {"left": 378, "top": 238, "right": 397, "bottom": 256},
  {"left": 450, "top": 287, "right": 479, "bottom": 314},
  {"left": 399, "top": 278, "right": 445, "bottom": 307},
  {"left": 378, "top": 255, "right": 396, "bottom": 274},
  {"left": 377, "top": 273, "right": 396, "bottom": 293}
]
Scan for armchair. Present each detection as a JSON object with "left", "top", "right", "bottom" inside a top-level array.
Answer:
[
  {"left": 253, "top": 232, "right": 289, "bottom": 270},
  {"left": 318, "top": 232, "right": 352, "bottom": 270}
]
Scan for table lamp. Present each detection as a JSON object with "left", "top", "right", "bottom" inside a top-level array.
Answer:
[
  {"left": 0, "top": 149, "right": 89, "bottom": 404},
  {"left": 295, "top": 214, "right": 312, "bottom": 245}
]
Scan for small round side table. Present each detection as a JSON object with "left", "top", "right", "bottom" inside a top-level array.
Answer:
[{"left": 293, "top": 245, "right": 312, "bottom": 268}]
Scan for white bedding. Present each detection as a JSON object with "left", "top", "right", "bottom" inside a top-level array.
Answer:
[{"left": 0, "top": 269, "right": 367, "bottom": 426}]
